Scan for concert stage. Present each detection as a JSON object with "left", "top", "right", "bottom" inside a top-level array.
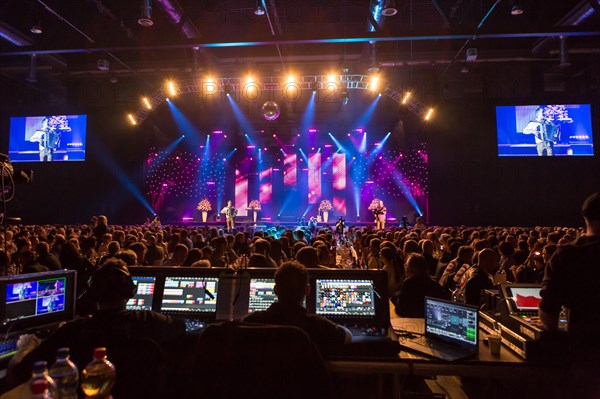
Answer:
[{"left": 165, "top": 219, "right": 390, "bottom": 229}]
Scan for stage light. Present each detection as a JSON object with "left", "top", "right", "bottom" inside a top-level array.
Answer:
[
  {"left": 224, "top": 82, "right": 232, "bottom": 96},
  {"left": 273, "top": 134, "right": 276, "bottom": 137},
  {"left": 167, "top": 81, "right": 177, "bottom": 97},
  {"left": 370, "top": 76, "right": 379, "bottom": 92},
  {"left": 205, "top": 77, "right": 217, "bottom": 94},
  {"left": 424, "top": 108, "right": 434, "bottom": 121},
  {"left": 142, "top": 97, "right": 152, "bottom": 110},
  {"left": 246, "top": 76, "right": 255, "bottom": 84},
  {"left": 127, "top": 113, "right": 137, "bottom": 126},
  {"left": 286, "top": 75, "right": 296, "bottom": 83},
  {"left": 511, "top": 2, "right": 524, "bottom": 15},
  {"left": 401, "top": 92, "right": 412, "bottom": 105},
  {"left": 254, "top": 0, "right": 265, "bottom": 16},
  {"left": 310, "top": 82, "right": 318, "bottom": 93},
  {"left": 327, "top": 74, "right": 336, "bottom": 83}
]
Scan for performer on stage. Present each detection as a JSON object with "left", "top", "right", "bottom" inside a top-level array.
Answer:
[
  {"left": 29, "top": 117, "right": 60, "bottom": 162},
  {"left": 373, "top": 200, "right": 387, "bottom": 230},
  {"left": 222, "top": 200, "right": 238, "bottom": 232},
  {"left": 335, "top": 217, "right": 346, "bottom": 241},
  {"left": 523, "top": 107, "right": 560, "bottom": 156}
]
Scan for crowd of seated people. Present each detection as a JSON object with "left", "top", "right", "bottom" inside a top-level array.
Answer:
[
  {"left": 0, "top": 215, "right": 583, "bottom": 313},
  {"left": 1, "top": 205, "right": 598, "bottom": 398}
]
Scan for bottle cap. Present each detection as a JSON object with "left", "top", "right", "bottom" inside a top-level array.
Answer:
[
  {"left": 31, "top": 379, "right": 48, "bottom": 394},
  {"left": 57, "top": 347, "right": 70, "bottom": 357},
  {"left": 93, "top": 347, "right": 107, "bottom": 359},
  {"left": 33, "top": 361, "right": 48, "bottom": 372}
]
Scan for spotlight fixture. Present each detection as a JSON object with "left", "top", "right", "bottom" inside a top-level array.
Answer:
[
  {"left": 110, "top": 74, "right": 118, "bottom": 84},
  {"left": 511, "top": 2, "right": 524, "bottom": 15},
  {"left": 167, "top": 81, "right": 177, "bottom": 97},
  {"left": 30, "top": 23, "right": 42, "bottom": 34},
  {"left": 224, "top": 82, "right": 232, "bottom": 96},
  {"left": 310, "top": 82, "right": 318, "bottom": 93},
  {"left": 142, "top": 97, "right": 152, "bottom": 110},
  {"left": 461, "top": 66, "right": 470, "bottom": 74},
  {"left": 369, "top": 76, "right": 379, "bottom": 92},
  {"left": 127, "top": 114, "right": 137, "bottom": 126},
  {"left": 424, "top": 108, "right": 434, "bottom": 121},
  {"left": 254, "top": 0, "right": 266, "bottom": 16},
  {"left": 401, "top": 92, "right": 412, "bottom": 105},
  {"left": 138, "top": 0, "right": 153, "bottom": 27},
  {"left": 381, "top": 0, "right": 398, "bottom": 16}
]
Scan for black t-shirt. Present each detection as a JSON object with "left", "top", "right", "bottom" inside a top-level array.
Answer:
[
  {"left": 392, "top": 275, "right": 450, "bottom": 318},
  {"left": 540, "top": 235, "right": 600, "bottom": 341},
  {"left": 14, "top": 309, "right": 185, "bottom": 382},
  {"left": 243, "top": 302, "right": 347, "bottom": 347},
  {"left": 464, "top": 267, "right": 494, "bottom": 307}
]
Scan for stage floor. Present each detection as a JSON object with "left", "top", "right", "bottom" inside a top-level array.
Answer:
[{"left": 165, "top": 220, "right": 381, "bottom": 229}]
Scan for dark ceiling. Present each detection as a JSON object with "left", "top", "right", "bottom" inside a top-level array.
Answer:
[{"left": 0, "top": 0, "right": 599, "bottom": 86}]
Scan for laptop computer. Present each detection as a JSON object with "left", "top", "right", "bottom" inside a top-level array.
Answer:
[{"left": 400, "top": 297, "right": 479, "bottom": 361}]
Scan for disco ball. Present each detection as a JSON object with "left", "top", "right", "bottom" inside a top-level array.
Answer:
[{"left": 261, "top": 101, "right": 280, "bottom": 121}]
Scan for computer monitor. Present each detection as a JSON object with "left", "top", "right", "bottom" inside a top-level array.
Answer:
[
  {"left": 126, "top": 276, "right": 156, "bottom": 311},
  {"left": 314, "top": 279, "right": 375, "bottom": 317},
  {"left": 500, "top": 284, "right": 542, "bottom": 313},
  {"left": 0, "top": 270, "right": 76, "bottom": 334},
  {"left": 160, "top": 276, "right": 218, "bottom": 314},
  {"left": 248, "top": 278, "right": 277, "bottom": 313},
  {"left": 425, "top": 297, "right": 478, "bottom": 348}
]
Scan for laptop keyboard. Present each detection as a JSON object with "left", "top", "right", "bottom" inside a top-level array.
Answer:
[{"left": 411, "top": 336, "right": 466, "bottom": 356}]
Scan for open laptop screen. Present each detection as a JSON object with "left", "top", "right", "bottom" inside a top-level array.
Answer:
[
  {"left": 315, "top": 279, "right": 375, "bottom": 317},
  {"left": 425, "top": 297, "right": 478, "bottom": 348},
  {"left": 160, "top": 277, "right": 218, "bottom": 314},
  {"left": 126, "top": 276, "right": 156, "bottom": 311},
  {"left": 505, "top": 286, "right": 541, "bottom": 312}
]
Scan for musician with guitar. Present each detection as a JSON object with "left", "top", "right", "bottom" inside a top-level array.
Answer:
[{"left": 523, "top": 106, "right": 560, "bottom": 156}]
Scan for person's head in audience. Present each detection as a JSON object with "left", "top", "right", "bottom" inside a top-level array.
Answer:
[
  {"left": 253, "top": 239, "right": 271, "bottom": 258},
  {"left": 274, "top": 261, "right": 309, "bottom": 306},
  {"left": 128, "top": 242, "right": 147, "bottom": 266},
  {"left": 183, "top": 248, "right": 202, "bottom": 266},
  {"left": 113, "top": 249, "right": 137, "bottom": 266},
  {"left": 292, "top": 241, "right": 306, "bottom": 258},
  {"left": 420, "top": 239, "right": 435, "bottom": 256},
  {"left": 0, "top": 250, "right": 10, "bottom": 275},
  {"left": 582, "top": 192, "right": 600, "bottom": 235},
  {"left": 498, "top": 241, "right": 514, "bottom": 259},
  {"left": 97, "top": 215, "right": 108, "bottom": 227},
  {"left": 191, "top": 259, "right": 211, "bottom": 268},
  {"left": 456, "top": 246, "right": 475, "bottom": 265},
  {"left": 170, "top": 244, "right": 189, "bottom": 266},
  {"left": 369, "top": 238, "right": 381, "bottom": 256},
  {"left": 35, "top": 241, "right": 50, "bottom": 257},
  {"left": 248, "top": 254, "right": 270, "bottom": 268},
  {"left": 59, "top": 241, "right": 82, "bottom": 267},
  {"left": 88, "top": 259, "right": 134, "bottom": 310},
  {"left": 403, "top": 240, "right": 421, "bottom": 257},
  {"left": 200, "top": 246, "right": 213, "bottom": 260},
  {"left": 296, "top": 247, "right": 321, "bottom": 269},
  {"left": 477, "top": 249, "right": 500, "bottom": 276},
  {"left": 107, "top": 241, "right": 120, "bottom": 257},
  {"left": 211, "top": 236, "right": 227, "bottom": 254},
  {"left": 404, "top": 253, "right": 429, "bottom": 279},
  {"left": 145, "top": 242, "right": 165, "bottom": 266}
]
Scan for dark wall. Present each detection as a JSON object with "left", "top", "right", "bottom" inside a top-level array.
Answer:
[{"left": 427, "top": 101, "right": 600, "bottom": 227}]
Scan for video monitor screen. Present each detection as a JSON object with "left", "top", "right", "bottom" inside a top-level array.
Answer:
[
  {"left": 248, "top": 278, "right": 277, "bottom": 313},
  {"left": 507, "top": 287, "right": 542, "bottom": 311},
  {"left": 496, "top": 104, "right": 593, "bottom": 157},
  {"left": 126, "top": 276, "right": 156, "bottom": 311},
  {"left": 315, "top": 279, "right": 375, "bottom": 317},
  {"left": 160, "top": 277, "right": 218, "bottom": 314},
  {"left": 5, "top": 277, "right": 66, "bottom": 322},
  {"left": 425, "top": 298, "right": 478, "bottom": 347},
  {"left": 8, "top": 115, "right": 87, "bottom": 162}
]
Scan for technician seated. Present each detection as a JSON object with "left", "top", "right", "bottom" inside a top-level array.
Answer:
[
  {"left": 243, "top": 261, "right": 352, "bottom": 347},
  {"left": 8, "top": 259, "right": 186, "bottom": 384},
  {"left": 392, "top": 254, "right": 450, "bottom": 318}
]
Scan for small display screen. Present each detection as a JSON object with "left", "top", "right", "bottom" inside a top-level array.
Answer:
[
  {"left": 248, "top": 278, "right": 277, "bottom": 313},
  {"left": 496, "top": 104, "right": 593, "bottom": 157},
  {"left": 160, "top": 277, "right": 218, "bottom": 313},
  {"left": 126, "top": 276, "right": 156, "bottom": 311},
  {"left": 508, "top": 287, "right": 542, "bottom": 311},
  {"left": 315, "top": 279, "right": 375, "bottom": 317},
  {"left": 425, "top": 298, "right": 478, "bottom": 347},
  {"left": 5, "top": 278, "right": 66, "bottom": 321}
]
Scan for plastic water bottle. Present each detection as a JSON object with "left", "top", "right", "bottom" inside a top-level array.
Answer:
[
  {"left": 49, "top": 348, "right": 79, "bottom": 399},
  {"left": 80, "top": 347, "right": 116, "bottom": 399},
  {"left": 23, "top": 361, "right": 57, "bottom": 399},
  {"left": 29, "top": 380, "right": 51, "bottom": 399}
]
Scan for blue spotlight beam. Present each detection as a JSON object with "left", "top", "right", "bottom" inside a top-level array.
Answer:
[
  {"left": 227, "top": 95, "right": 254, "bottom": 134},
  {"left": 355, "top": 95, "right": 381, "bottom": 130},
  {"left": 166, "top": 101, "right": 202, "bottom": 151},
  {"left": 92, "top": 140, "right": 155, "bottom": 216},
  {"left": 299, "top": 91, "right": 316, "bottom": 134},
  {"left": 369, "top": 132, "right": 391, "bottom": 161},
  {"left": 328, "top": 133, "right": 347, "bottom": 153},
  {"left": 359, "top": 132, "right": 367, "bottom": 154}
]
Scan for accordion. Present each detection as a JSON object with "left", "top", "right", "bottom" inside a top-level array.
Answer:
[{"left": 42, "top": 130, "right": 60, "bottom": 149}]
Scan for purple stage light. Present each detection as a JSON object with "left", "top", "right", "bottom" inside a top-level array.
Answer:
[
  {"left": 213, "top": 130, "right": 223, "bottom": 134},
  {"left": 247, "top": 145, "right": 255, "bottom": 148},
  {"left": 308, "top": 129, "right": 317, "bottom": 133}
]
